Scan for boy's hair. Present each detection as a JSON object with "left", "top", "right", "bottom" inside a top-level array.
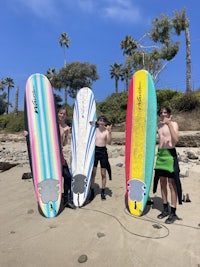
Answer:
[
  {"left": 58, "top": 106, "right": 68, "bottom": 115},
  {"left": 97, "top": 115, "right": 108, "bottom": 123},
  {"left": 157, "top": 106, "right": 171, "bottom": 116}
]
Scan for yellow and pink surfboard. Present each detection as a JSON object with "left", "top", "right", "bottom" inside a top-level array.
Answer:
[
  {"left": 25, "top": 73, "right": 62, "bottom": 218},
  {"left": 125, "top": 70, "right": 157, "bottom": 216}
]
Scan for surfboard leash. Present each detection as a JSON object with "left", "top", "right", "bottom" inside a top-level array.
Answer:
[{"left": 81, "top": 207, "right": 170, "bottom": 239}]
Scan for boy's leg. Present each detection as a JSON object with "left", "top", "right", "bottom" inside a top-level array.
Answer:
[
  {"left": 89, "top": 167, "right": 97, "bottom": 201},
  {"left": 101, "top": 168, "right": 106, "bottom": 200}
]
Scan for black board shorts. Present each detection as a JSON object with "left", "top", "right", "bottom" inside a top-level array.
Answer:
[{"left": 94, "top": 146, "right": 108, "bottom": 168}]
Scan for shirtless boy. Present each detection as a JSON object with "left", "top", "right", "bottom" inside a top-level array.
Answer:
[
  {"left": 153, "top": 106, "right": 182, "bottom": 224},
  {"left": 58, "top": 107, "right": 76, "bottom": 209},
  {"left": 89, "top": 115, "right": 112, "bottom": 201}
]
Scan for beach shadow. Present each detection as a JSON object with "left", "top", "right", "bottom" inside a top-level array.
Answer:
[
  {"left": 150, "top": 196, "right": 163, "bottom": 212},
  {"left": 143, "top": 196, "right": 163, "bottom": 215},
  {"left": 94, "top": 183, "right": 113, "bottom": 198},
  {"left": 57, "top": 199, "right": 66, "bottom": 215},
  {"left": 37, "top": 203, "right": 46, "bottom": 217},
  {"left": 143, "top": 203, "right": 152, "bottom": 215},
  {"left": 85, "top": 183, "right": 113, "bottom": 205},
  {"left": 37, "top": 197, "right": 66, "bottom": 217},
  {"left": 124, "top": 194, "right": 163, "bottom": 216}
]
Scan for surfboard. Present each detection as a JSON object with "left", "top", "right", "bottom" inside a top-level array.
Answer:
[
  {"left": 24, "top": 73, "right": 62, "bottom": 218},
  {"left": 71, "top": 87, "right": 96, "bottom": 207},
  {"left": 125, "top": 70, "right": 157, "bottom": 216}
]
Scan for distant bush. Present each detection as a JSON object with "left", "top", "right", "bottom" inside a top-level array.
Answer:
[
  {"left": 0, "top": 114, "right": 9, "bottom": 129},
  {"left": 1, "top": 89, "right": 200, "bottom": 133},
  {"left": 156, "top": 89, "right": 182, "bottom": 110},
  {"left": 96, "top": 92, "right": 128, "bottom": 124},
  {"left": 174, "top": 92, "right": 200, "bottom": 112},
  {"left": 0, "top": 112, "right": 24, "bottom": 132}
]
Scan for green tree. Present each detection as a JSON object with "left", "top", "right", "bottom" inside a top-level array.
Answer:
[
  {"left": 46, "top": 68, "right": 63, "bottom": 90},
  {"left": 4, "top": 77, "right": 14, "bottom": 114},
  {"left": 151, "top": 9, "right": 191, "bottom": 92},
  {"left": 57, "top": 61, "right": 99, "bottom": 98},
  {"left": 46, "top": 68, "right": 65, "bottom": 107},
  {"left": 0, "top": 92, "right": 7, "bottom": 115},
  {"left": 150, "top": 14, "right": 180, "bottom": 61},
  {"left": 119, "top": 13, "right": 183, "bottom": 84},
  {"left": 46, "top": 68, "right": 57, "bottom": 84},
  {"left": 110, "top": 63, "right": 122, "bottom": 93},
  {"left": 172, "top": 8, "right": 191, "bottom": 92}
]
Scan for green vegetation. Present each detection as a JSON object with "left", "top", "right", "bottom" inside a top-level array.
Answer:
[
  {"left": 111, "top": 8, "right": 192, "bottom": 93},
  {"left": 0, "top": 112, "right": 24, "bottom": 133},
  {"left": 0, "top": 9, "right": 198, "bottom": 132},
  {"left": 97, "top": 92, "right": 128, "bottom": 123},
  {"left": 1, "top": 90, "right": 199, "bottom": 133}
]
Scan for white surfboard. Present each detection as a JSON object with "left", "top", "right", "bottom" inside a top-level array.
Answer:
[{"left": 71, "top": 87, "right": 96, "bottom": 207}]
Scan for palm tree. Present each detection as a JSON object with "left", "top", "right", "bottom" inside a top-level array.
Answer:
[
  {"left": 110, "top": 63, "right": 122, "bottom": 93},
  {"left": 59, "top": 32, "right": 71, "bottom": 103},
  {"left": 14, "top": 86, "right": 19, "bottom": 115},
  {"left": 59, "top": 32, "right": 70, "bottom": 66},
  {"left": 0, "top": 79, "right": 5, "bottom": 91},
  {"left": 46, "top": 67, "right": 58, "bottom": 88},
  {"left": 120, "top": 35, "right": 138, "bottom": 56},
  {"left": 4, "top": 77, "right": 14, "bottom": 114},
  {"left": 120, "top": 64, "right": 133, "bottom": 92},
  {"left": 172, "top": 8, "right": 192, "bottom": 92}
]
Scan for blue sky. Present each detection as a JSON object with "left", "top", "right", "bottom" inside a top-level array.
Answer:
[{"left": 1, "top": 0, "right": 200, "bottom": 110}]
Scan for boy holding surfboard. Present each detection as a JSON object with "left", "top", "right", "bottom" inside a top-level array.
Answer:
[
  {"left": 153, "top": 106, "right": 182, "bottom": 224},
  {"left": 58, "top": 107, "right": 76, "bottom": 209},
  {"left": 89, "top": 115, "right": 112, "bottom": 201}
]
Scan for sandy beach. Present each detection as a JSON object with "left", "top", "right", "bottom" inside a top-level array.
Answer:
[{"left": 0, "top": 133, "right": 200, "bottom": 267}]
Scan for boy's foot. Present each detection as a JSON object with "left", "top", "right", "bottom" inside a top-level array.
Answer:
[
  {"left": 101, "top": 192, "right": 106, "bottom": 200},
  {"left": 165, "top": 214, "right": 178, "bottom": 224},
  {"left": 157, "top": 211, "right": 169, "bottom": 219},
  {"left": 66, "top": 201, "right": 76, "bottom": 209}
]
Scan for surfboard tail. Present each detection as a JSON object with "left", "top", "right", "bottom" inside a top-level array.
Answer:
[
  {"left": 125, "top": 70, "right": 157, "bottom": 216},
  {"left": 71, "top": 87, "right": 96, "bottom": 207},
  {"left": 25, "top": 73, "right": 62, "bottom": 218}
]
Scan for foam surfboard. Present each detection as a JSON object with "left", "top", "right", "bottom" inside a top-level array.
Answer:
[
  {"left": 25, "top": 73, "right": 62, "bottom": 218},
  {"left": 71, "top": 87, "right": 96, "bottom": 207},
  {"left": 125, "top": 70, "right": 157, "bottom": 216}
]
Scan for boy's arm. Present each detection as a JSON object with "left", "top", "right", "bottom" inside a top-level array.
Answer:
[{"left": 106, "top": 125, "right": 112, "bottom": 145}]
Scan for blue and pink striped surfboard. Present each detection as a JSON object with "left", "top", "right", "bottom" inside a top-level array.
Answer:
[
  {"left": 25, "top": 73, "right": 62, "bottom": 218},
  {"left": 71, "top": 87, "right": 96, "bottom": 207},
  {"left": 125, "top": 70, "right": 157, "bottom": 216}
]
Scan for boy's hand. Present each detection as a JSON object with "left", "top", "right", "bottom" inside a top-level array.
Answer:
[
  {"left": 105, "top": 124, "right": 112, "bottom": 133},
  {"left": 63, "top": 126, "right": 71, "bottom": 135}
]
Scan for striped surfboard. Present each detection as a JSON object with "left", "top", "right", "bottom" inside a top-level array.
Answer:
[
  {"left": 25, "top": 73, "right": 62, "bottom": 218},
  {"left": 71, "top": 87, "right": 96, "bottom": 207},
  {"left": 125, "top": 70, "right": 157, "bottom": 216}
]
